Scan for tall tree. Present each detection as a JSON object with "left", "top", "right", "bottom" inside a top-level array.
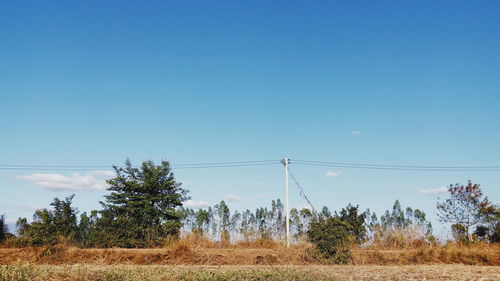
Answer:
[
  {"left": 0, "top": 215, "right": 8, "bottom": 243},
  {"left": 99, "top": 159, "right": 189, "bottom": 247},
  {"left": 437, "top": 181, "right": 490, "bottom": 241},
  {"left": 194, "top": 209, "right": 211, "bottom": 235},
  {"left": 215, "top": 201, "right": 230, "bottom": 242},
  {"left": 338, "top": 204, "right": 367, "bottom": 244}
]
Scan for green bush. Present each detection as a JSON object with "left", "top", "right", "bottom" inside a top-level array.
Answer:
[{"left": 307, "top": 217, "right": 352, "bottom": 264}]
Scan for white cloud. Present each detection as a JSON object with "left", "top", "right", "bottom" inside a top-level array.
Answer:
[
  {"left": 184, "top": 200, "right": 210, "bottom": 209},
  {"left": 89, "top": 170, "right": 115, "bottom": 178},
  {"left": 326, "top": 170, "right": 343, "bottom": 177},
  {"left": 14, "top": 173, "right": 109, "bottom": 191},
  {"left": 224, "top": 194, "right": 241, "bottom": 202},
  {"left": 352, "top": 130, "right": 361, "bottom": 135},
  {"left": 418, "top": 187, "right": 448, "bottom": 195}
]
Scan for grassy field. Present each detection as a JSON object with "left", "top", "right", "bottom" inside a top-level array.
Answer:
[{"left": 1, "top": 264, "right": 499, "bottom": 281}]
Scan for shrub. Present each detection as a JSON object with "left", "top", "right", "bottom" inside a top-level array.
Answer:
[{"left": 307, "top": 217, "right": 352, "bottom": 264}]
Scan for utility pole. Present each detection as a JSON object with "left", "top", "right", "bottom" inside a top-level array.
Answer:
[{"left": 282, "top": 158, "right": 290, "bottom": 248}]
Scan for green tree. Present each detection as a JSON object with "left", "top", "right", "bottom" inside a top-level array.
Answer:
[
  {"left": 320, "top": 206, "right": 332, "bottom": 220},
  {"left": 19, "top": 195, "right": 79, "bottom": 245},
  {"left": 290, "top": 208, "right": 304, "bottom": 238},
  {"left": 0, "top": 215, "right": 8, "bottom": 243},
  {"left": 77, "top": 210, "right": 100, "bottom": 247},
  {"left": 381, "top": 200, "right": 406, "bottom": 229},
  {"left": 307, "top": 217, "right": 352, "bottom": 264},
  {"left": 215, "top": 201, "right": 231, "bottom": 243},
  {"left": 478, "top": 202, "right": 500, "bottom": 242},
  {"left": 99, "top": 159, "right": 189, "bottom": 247},
  {"left": 437, "top": 181, "right": 491, "bottom": 242},
  {"left": 338, "top": 204, "right": 367, "bottom": 244},
  {"left": 15, "top": 218, "right": 28, "bottom": 236},
  {"left": 194, "top": 209, "right": 211, "bottom": 235}
]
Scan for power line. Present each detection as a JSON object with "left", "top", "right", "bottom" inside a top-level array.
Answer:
[
  {"left": 1, "top": 159, "right": 500, "bottom": 171},
  {"left": 0, "top": 160, "right": 281, "bottom": 171},
  {"left": 292, "top": 160, "right": 500, "bottom": 171},
  {"left": 287, "top": 166, "right": 318, "bottom": 215}
]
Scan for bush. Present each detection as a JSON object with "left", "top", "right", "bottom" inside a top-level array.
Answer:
[{"left": 307, "top": 217, "right": 352, "bottom": 264}]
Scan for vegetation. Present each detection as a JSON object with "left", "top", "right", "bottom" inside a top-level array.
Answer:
[
  {"left": 365, "top": 200, "right": 434, "bottom": 248},
  {"left": 1, "top": 160, "right": 498, "bottom": 267},
  {"left": 0, "top": 216, "right": 10, "bottom": 243},
  {"left": 437, "top": 181, "right": 499, "bottom": 243},
  {"left": 95, "top": 159, "right": 189, "bottom": 247},
  {"left": 6, "top": 159, "right": 189, "bottom": 248},
  {"left": 307, "top": 217, "right": 352, "bottom": 263}
]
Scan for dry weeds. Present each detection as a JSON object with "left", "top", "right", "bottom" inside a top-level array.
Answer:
[{"left": 0, "top": 239, "right": 498, "bottom": 266}]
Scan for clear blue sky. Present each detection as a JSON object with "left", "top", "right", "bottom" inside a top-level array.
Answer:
[{"left": 1, "top": 0, "right": 499, "bottom": 237}]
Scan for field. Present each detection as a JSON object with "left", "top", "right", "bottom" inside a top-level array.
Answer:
[{"left": 1, "top": 264, "right": 500, "bottom": 281}]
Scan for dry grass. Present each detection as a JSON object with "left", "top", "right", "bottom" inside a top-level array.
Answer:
[
  {"left": 1, "top": 238, "right": 499, "bottom": 266},
  {"left": 1, "top": 265, "right": 499, "bottom": 281},
  {"left": 352, "top": 243, "right": 500, "bottom": 265}
]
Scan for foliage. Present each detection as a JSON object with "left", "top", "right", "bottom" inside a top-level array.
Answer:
[
  {"left": 0, "top": 215, "right": 8, "bottom": 243},
  {"left": 307, "top": 217, "right": 352, "bottom": 264},
  {"left": 181, "top": 199, "right": 288, "bottom": 243},
  {"left": 96, "top": 159, "right": 189, "bottom": 247},
  {"left": 478, "top": 201, "right": 500, "bottom": 243},
  {"left": 365, "top": 200, "right": 433, "bottom": 248},
  {"left": 437, "top": 181, "right": 492, "bottom": 242},
  {"left": 338, "top": 204, "right": 367, "bottom": 244},
  {"left": 16, "top": 195, "right": 79, "bottom": 246},
  {"left": 215, "top": 201, "right": 230, "bottom": 243}
]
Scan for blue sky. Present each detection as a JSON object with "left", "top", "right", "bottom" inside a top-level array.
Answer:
[{"left": 1, "top": 0, "right": 499, "bottom": 237}]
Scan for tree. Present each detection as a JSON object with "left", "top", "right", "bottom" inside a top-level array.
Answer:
[
  {"left": 240, "top": 209, "right": 255, "bottom": 240},
  {"left": 290, "top": 208, "right": 304, "bottom": 238},
  {"left": 271, "top": 199, "right": 285, "bottom": 240},
  {"left": 194, "top": 209, "right": 211, "bottom": 235},
  {"left": 215, "top": 200, "right": 230, "bottom": 243},
  {"left": 338, "top": 204, "right": 367, "bottom": 244},
  {"left": 381, "top": 200, "right": 406, "bottom": 229},
  {"left": 437, "top": 181, "right": 491, "bottom": 242},
  {"left": 18, "top": 195, "right": 79, "bottom": 245},
  {"left": 99, "top": 159, "right": 189, "bottom": 247},
  {"left": 307, "top": 217, "right": 352, "bottom": 264},
  {"left": 16, "top": 218, "right": 28, "bottom": 236},
  {"left": 0, "top": 215, "right": 8, "bottom": 243},
  {"left": 77, "top": 210, "right": 100, "bottom": 248}
]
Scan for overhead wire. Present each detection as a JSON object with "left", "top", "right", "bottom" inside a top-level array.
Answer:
[
  {"left": 0, "top": 160, "right": 281, "bottom": 171},
  {"left": 286, "top": 166, "right": 318, "bottom": 215},
  {"left": 292, "top": 160, "right": 500, "bottom": 171},
  {"left": 1, "top": 159, "right": 499, "bottom": 171}
]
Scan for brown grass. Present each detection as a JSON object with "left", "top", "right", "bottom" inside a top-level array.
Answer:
[{"left": 0, "top": 238, "right": 498, "bottom": 266}]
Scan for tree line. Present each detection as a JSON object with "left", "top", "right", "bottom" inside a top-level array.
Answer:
[{"left": 1, "top": 160, "right": 499, "bottom": 251}]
